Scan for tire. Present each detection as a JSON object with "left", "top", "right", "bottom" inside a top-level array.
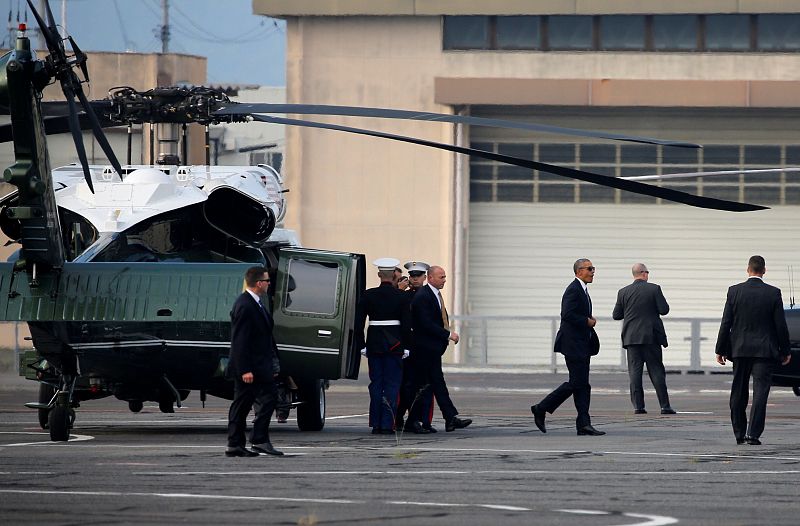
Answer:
[
  {"left": 296, "top": 379, "right": 326, "bottom": 431},
  {"left": 158, "top": 398, "right": 175, "bottom": 413},
  {"left": 793, "top": 386, "right": 800, "bottom": 397},
  {"left": 128, "top": 400, "right": 144, "bottom": 413},
  {"left": 48, "top": 406, "right": 71, "bottom": 442},
  {"left": 38, "top": 383, "right": 56, "bottom": 430}
]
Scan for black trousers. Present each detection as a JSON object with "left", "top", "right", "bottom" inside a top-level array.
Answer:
[
  {"left": 626, "top": 344, "right": 670, "bottom": 410},
  {"left": 730, "top": 357, "right": 775, "bottom": 440},
  {"left": 227, "top": 377, "right": 277, "bottom": 447},
  {"left": 409, "top": 354, "right": 458, "bottom": 423},
  {"left": 538, "top": 355, "right": 592, "bottom": 429}
]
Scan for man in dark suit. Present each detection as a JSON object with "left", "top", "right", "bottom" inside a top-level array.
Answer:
[
  {"left": 612, "top": 263, "right": 675, "bottom": 415},
  {"left": 531, "top": 259, "right": 604, "bottom": 436},
  {"left": 408, "top": 265, "right": 472, "bottom": 432},
  {"left": 715, "top": 255, "right": 791, "bottom": 445},
  {"left": 356, "top": 258, "right": 412, "bottom": 435},
  {"left": 225, "top": 266, "right": 283, "bottom": 457}
]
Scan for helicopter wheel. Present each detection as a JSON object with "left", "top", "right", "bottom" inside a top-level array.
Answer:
[
  {"left": 793, "top": 386, "right": 800, "bottom": 397},
  {"left": 158, "top": 399, "right": 175, "bottom": 413},
  {"left": 128, "top": 400, "right": 144, "bottom": 413},
  {"left": 48, "top": 406, "right": 71, "bottom": 442},
  {"left": 296, "top": 379, "right": 326, "bottom": 432},
  {"left": 38, "top": 383, "right": 56, "bottom": 430}
]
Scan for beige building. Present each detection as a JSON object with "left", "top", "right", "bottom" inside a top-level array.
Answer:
[{"left": 254, "top": 1, "right": 800, "bottom": 366}]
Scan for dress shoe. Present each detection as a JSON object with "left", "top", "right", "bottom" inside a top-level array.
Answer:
[
  {"left": 225, "top": 446, "right": 259, "bottom": 458},
  {"left": 445, "top": 416, "right": 472, "bottom": 432},
  {"left": 252, "top": 443, "right": 284, "bottom": 456},
  {"left": 371, "top": 428, "right": 383, "bottom": 435},
  {"left": 736, "top": 438, "right": 746, "bottom": 445},
  {"left": 530, "top": 404, "right": 547, "bottom": 433},
  {"left": 577, "top": 425, "right": 606, "bottom": 436},
  {"left": 660, "top": 407, "right": 677, "bottom": 415},
  {"left": 423, "top": 425, "right": 438, "bottom": 433},
  {"left": 745, "top": 437, "right": 761, "bottom": 445},
  {"left": 408, "top": 421, "right": 431, "bottom": 434},
  {"left": 634, "top": 409, "right": 647, "bottom": 415}
]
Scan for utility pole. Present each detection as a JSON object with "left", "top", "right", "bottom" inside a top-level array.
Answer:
[
  {"left": 37, "top": 0, "right": 47, "bottom": 49},
  {"left": 61, "top": 0, "right": 66, "bottom": 36},
  {"left": 160, "top": 0, "right": 169, "bottom": 53}
]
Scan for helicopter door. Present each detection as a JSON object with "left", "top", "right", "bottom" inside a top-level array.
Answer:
[{"left": 273, "top": 248, "right": 365, "bottom": 380}]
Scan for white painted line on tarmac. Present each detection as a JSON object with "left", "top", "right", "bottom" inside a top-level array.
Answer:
[
  {"left": 0, "top": 472, "right": 55, "bottom": 475},
  {"left": 133, "top": 469, "right": 800, "bottom": 477},
  {"left": 559, "top": 509, "right": 679, "bottom": 525},
  {"left": 0, "top": 432, "right": 94, "bottom": 446}
]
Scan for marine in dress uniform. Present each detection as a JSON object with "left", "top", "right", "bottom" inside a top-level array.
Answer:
[{"left": 356, "top": 258, "right": 412, "bottom": 434}]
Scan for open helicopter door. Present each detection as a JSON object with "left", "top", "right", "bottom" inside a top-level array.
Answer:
[{"left": 272, "top": 248, "right": 365, "bottom": 381}]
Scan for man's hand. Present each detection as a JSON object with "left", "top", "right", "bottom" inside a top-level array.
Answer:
[
  {"left": 587, "top": 317, "right": 597, "bottom": 328},
  {"left": 402, "top": 349, "right": 410, "bottom": 359},
  {"left": 781, "top": 354, "right": 792, "bottom": 366},
  {"left": 242, "top": 372, "right": 254, "bottom": 383},
  {"left": 449, "top": 331, "right": 460, "bottom": 344},
  {"left": 716, "top": 354, "right": 727, "bottom": 366}
]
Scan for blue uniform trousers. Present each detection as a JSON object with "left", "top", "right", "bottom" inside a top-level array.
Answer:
[{"left": 367, "top": 353, "right": 403, "bottom": 430}]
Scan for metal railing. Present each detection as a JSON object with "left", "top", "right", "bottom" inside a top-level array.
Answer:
[{"left": 452, "top": 315, "right": 722, "bottom": 372}]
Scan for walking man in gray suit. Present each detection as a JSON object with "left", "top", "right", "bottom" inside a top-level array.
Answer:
[
  {"left": 715, "top": 255, "right": 791, "bottom": 445},
  {"left": 612, "top": 263, "right": 675, "bottom": 415}
]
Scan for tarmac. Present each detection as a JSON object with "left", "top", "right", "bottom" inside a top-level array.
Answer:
[{"left": 1, "top": 369, "right": 799, "bottom": 525}]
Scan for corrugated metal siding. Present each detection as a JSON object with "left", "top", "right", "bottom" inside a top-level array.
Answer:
[{"left": 465, "top": 203, "right": 800, "bottom": 366}]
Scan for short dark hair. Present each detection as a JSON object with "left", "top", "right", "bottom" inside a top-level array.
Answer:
[
  {"left": 748, "top": 255, "right": 766, "bottom": 274},
  {"left": 573, "top": 258, "right": 590, "bottom": 274},
  {"left": 245, "top": 266, "right": 269, "bottom": 287}
]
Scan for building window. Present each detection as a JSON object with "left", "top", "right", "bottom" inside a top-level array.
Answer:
[
  {"left": 758, "top": 14, "right": 800, "bottom": 51},
  {"left": 599, "top": 15, "right": 646, "bottom": 50},
  {"left": 469, "top": 141, "right": 800, "bottom": 206},
  {"left": 548, "top": 15, "right": 593, "bottom": 50},
  {"left": 705, "top": 14, "right": 751, "bottom": 51},
  {"left": 497, "top": 16, "right": 541, "bottom": 50},
  {"left": 652, "top": 15, "right": 697, "bottom": 51},
  {"left": 443, "top": 14, "right": 800, "bottom": 53},
  {"left": 443, "top": 16, "right": 489, "bottom": 49}
]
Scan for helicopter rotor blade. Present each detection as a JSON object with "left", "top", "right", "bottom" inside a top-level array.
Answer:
[
  {"left": 25, "top": 0, "right": 59, "bottom": 52},
  {"left": 250, "top": 113, "right": 766, "bottom": 213},
  {"left": 0, "top": 113, "right": 118, "bottom": 143},
  {"left": 74, "top": 83, "right": 124, "bottom": 179},
  {"left": 623, "top": 167, "right": 800, "bottom": 182},
  {"left": 61, "top": 83, "right": 94, "bottom": 193},
  {"left": 215, "top": 103, "right": 700, "bottom": 149}
]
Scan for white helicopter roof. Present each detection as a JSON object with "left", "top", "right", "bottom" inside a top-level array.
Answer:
[{"left": 53, "top": 163, "right": 288, "bottom": 235}]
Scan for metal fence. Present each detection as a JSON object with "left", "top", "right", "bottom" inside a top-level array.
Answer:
[{"left": 452, "top": 315, "right": 722, "bottom": 372}]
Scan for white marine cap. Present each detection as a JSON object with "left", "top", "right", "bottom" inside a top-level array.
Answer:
[
  {"left": 404, "top": 261, "right": 430, "bottom": 274},
  {"left": 373, "top": 257, "right": 401, "bottom": 271}
]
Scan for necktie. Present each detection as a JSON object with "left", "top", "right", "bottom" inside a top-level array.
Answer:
[
  {"left": 585, "top": 288, "right": 592, "bottom": 315},
  {"left": 438, "top": 291, "right": 450, "bottom": 329}
]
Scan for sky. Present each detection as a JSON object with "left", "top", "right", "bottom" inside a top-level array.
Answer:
[{"left": 1, "top": 0, "right": 286, "bottom": 86}]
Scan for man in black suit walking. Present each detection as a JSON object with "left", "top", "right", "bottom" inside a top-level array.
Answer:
[
  {"left": 408, "top": 265, "right": 472, "bottom": 432},
  {"left": 612, "top": 263, "right": 675, "bottom": 415},
  {"left": 531, "top": 258, "right": 604, "bottom": 436},
  {"left": 715, "top": 255, "right": 791, "bottom": 445},
  {"left": 225, "top": 266, "right": 283, "bottom": 457}
]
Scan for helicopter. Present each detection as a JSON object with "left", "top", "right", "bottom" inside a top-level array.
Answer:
[{"left": 0, "top": 0, "right": 772, "bottom": 442}]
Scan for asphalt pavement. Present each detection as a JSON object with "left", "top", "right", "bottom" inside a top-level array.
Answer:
[{"left": 1, "top": 370, "right": 799, "bottom": 525}]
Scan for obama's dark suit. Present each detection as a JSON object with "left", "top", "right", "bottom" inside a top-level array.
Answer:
[
  {"left": 715, "top": 277, "right": 790, "bottom": 441},
  {"left": 537, "top": 278, "right": 599, "bottom": 429}
]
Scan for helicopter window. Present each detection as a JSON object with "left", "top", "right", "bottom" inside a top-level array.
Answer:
[
  {"left": 59, "top": 208, "right": 98, "bottom": 261},
  {"left": 496, "top": 16, "right": 540, "bottom": 50},
  {"left": 283, "top": 259, "right": 340, "bottom": 316},
  {"left": 599, "top": 15, "right": 645, "bottom": 51},
  {"left": 653, "top": 15, "right": 697, "bottom": 51},
  {"left": 758, "top": 15, "right": 800, "bottom": 51},
  {"left": 705, "top": 15, "right": 751, "bottom": 51},
  {"left": 443, "top": 16, "right": 489, "bottom": 50}
]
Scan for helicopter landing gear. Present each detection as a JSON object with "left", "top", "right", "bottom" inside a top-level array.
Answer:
[
  {"left": 48, "top": 374, "right": 77, "bottom": 442},
  {"left": 158, "top": 398, "right": 175, "bottom": 413},
  {"left": 37, "top": 383, "right": 57, "bottom": 429},
  {"left": 296, "top": 378, "right": 327, "bottom": 432},
  {"left": 128, "top": 400, "right": 144, "bottom": 413},
  {"left": 793, "top": 386, "right": 800, "bottom": 397}
]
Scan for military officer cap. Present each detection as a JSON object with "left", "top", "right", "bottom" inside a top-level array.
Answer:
[
  {"left": 404, "top": 261, "right": 430, "bottom": 276},
  {"left": 373, "top": 257, "right": 400, "bottom": 271}
]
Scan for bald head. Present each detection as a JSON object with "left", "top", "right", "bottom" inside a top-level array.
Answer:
[
  {"left": 427, "top": 265, "right": 447, "bottom": 290},
  {"left": 632, "top": 263, "right": 649, "bottom": 281}
]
